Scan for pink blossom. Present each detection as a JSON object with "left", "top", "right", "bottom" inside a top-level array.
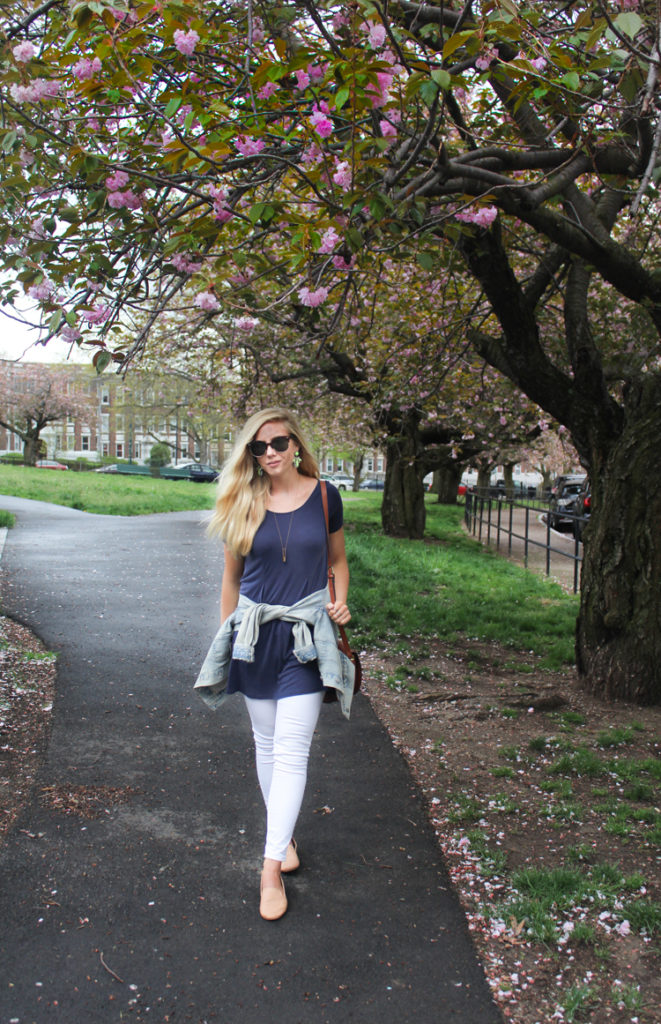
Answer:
[
  {"left": 615, "top": 920, "right": 631, "bottom": 936},
  {"left": 171, "top": 253, "right": 202, "bottom": 274},
  {"left": 332, "top": 12, "right": 349, "bottom": 31},
  {"left": 367, "top": 71, "right": 393, "bottom": 108},
  {"left": 195, "top": 291, "right": 219, "bottom": 311},
  {"left": 476, "top": 47, "right": 498, "bottom": 71},
  {"left": 301, "top": 143, "right": 323, "bottom": 165},
  {"left": 620, "top": 0, "right": 638, "bottom": 7},
  {"left": 309, "top": 105, "right": 333, "bottom": 138},
  {"left": 365, "top": 22, "right": 386, "bottom": 49},
  {"left": 295, "top": 69, "right": 310, "bottom": 90},
  {"left": 82, "top": 303, "right": 111, "bottom": 324},
  {"left": 307, "top": 63, "right": 325, "bottom": 81},
  {"left": 317, "top": 227, "right": 340, "bottom": 254},
  {"left": 298, "top": 285, "right": 329, "bottom": 308},
  {"left": 73, "top": 56, "right": 102, "bottom": 81},
  {"left": 257, "top": 81, "right": 279, "bottom": 100},
  {"left": 332, "top": 160, "right": 352, "bottom": 190},
  {"left": 27, "top": 279, "right": 55, "bottom": 301},
  {"left": 105, "top": 170, "right": 130, "bottom": 190},
  {"left": 530, "top": 56, "right": 547, "bottom": 72},
  {"left": 379, "top": 118, "right": 398, "bottom": 138},
  {"left": 13, "top": 41, "right": 36, "bottom": 63},
  {"left": 456, "top": 205, "right": 498, "bottom": 227},
  {"left": 251, "top": 18, "right": 265, "bottom": 43},
  {"left": 235, "top": 135, "right": 265, "bottom": 157},
  {"left": 174, "top": 29, "right": 200, "bottom": 56},
  {"left": 332, "top": 254, "right": 355, "bottom": 270},
  {"left": 107, "top": 190, "right": 141, "bottom": 210},
  {"left": 19, "top": 148, "right": 35, "bottom": 167},
  {"left": 236, "top": 316, "right": 258, "bottom": 331},
  {"left": 10, "top": 78, "right": 60, "bottom": 103},
  {"left": 60, "top": 325, "right": 82, "bottom": 343},
  {"left": 29, "top": 217, "right": 48, "bottom": 239}
]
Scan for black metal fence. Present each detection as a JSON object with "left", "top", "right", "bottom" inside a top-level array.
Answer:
[{"left": 464, "top": 488, "right": 584, "bottom": 593}]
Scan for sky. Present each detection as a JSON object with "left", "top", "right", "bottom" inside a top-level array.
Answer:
[{"left": 0, "top": 309, "right": 93, "bottom": 365}]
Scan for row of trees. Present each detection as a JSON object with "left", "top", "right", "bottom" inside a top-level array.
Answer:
[{"left": 2, "top": 1, "right": 660, "bottom": 702}]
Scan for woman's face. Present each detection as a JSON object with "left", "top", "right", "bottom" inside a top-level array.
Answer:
[{"left": 253, "top": 420, "right": 296, "bottom": 479}]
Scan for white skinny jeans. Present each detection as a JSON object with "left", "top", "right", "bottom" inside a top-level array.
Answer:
[{"left": 244, "top": 692, "right": 323, "bottom": 863}]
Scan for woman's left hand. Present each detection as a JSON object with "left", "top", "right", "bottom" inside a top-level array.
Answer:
[{"left": 326, "top": 600, "right": 351, "bottom": 625}]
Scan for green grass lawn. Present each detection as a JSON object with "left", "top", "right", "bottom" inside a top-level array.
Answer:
[
  {"left": 0, "top": 464, "right": 216, "bottom": 516},
  {"left": 0, "top": 469, "right": 578, "bottom": 667}
]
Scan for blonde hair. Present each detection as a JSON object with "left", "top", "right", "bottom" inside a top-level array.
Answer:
[{"left": 208, "top": 407, "right": 319, "bottom": 556}]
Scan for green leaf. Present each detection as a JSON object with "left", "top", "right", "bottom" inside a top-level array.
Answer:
[
  {"left": 419, "top": 80, "right": 440, "bottom": 106},
  {"left": 417, "top": 252, "right": 434, "bottom": 272},
  {"left": 1, "top": 131, "right": 18, "bottom": 154},
  {"left": 431, "top": 68, "right": 452, "bottom": 91},
  {"left": 614, "top": 12, "right": 644, "bottom": 39},
  {"left": 165, "top": 96, "right": 183, "bottom": 118},
  {"left": 561, "top": 71, "right": 580, "bottom": 91},
  {"left": 49, "top": 309, "right": 63, "bottom": 333},
  {"left": 93, "top": 350, "right": 112, "bottom": 374},
  {"left": 442, "top": 30, "right": 475, "bottom": 61},
  {"left": 335, "top": 85, "right": 350, "bottom": 110}
]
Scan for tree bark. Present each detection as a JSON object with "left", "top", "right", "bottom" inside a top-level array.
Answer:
[
  {"left": 435, "top": 462, "right": 461, "bottom": 504},
  {"left": 381, "top": 415, "right": 426, "bottom": 538},
  {"left": 576, "top": 374, "right": 661, "bottom": 704}
]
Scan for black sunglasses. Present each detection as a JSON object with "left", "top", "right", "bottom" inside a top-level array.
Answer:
[{"left": 248, "top": 434, "right": 292, "bottom": 457}]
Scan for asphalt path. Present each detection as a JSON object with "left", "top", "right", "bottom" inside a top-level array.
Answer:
[{"left": 0, "top": 496, "right": 501, "bottom": 1024}]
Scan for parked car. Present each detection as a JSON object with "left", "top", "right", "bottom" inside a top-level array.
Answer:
[
  {"left": 359, "top": 478, "right": 385, "bottom": 490},
  {"left": 320, "top": 472, "right": 353, "bottom": 491},
  {"left": 571, "top": 479, "right": 591, "bottom": 541},
  {"left": 550, "top": 472, "right": 585, "bottom": 499},
  {"left": 548, "top": 475, "right": 586, "bottom": 531},
  {"left": 35, "top": 459, "right": 68, "bottom": 470},
  {"left": 161, "top": 462, "right": 219, "bottom": 482},
  {"left": 94, "top": 463, "right": 119, "bottom": 473}
]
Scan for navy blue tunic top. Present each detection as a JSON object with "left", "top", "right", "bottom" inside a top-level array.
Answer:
[{"left": 226, "top": 481, "right": 343, "bottom": 699}]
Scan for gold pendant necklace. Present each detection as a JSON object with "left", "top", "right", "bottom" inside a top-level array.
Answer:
[{"left": 273, "top": 509, "right": 295, "bottom": 562}]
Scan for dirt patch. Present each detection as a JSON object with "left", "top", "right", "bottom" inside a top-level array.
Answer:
[
  {"left": 0, "top": 616, "right": 56, "bottom": 842},
  {"left": 362, "top": 638, "right": 660, "bottom": 1024}
]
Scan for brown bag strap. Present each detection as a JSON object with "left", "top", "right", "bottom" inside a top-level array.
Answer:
[{"left": 320, "top": 480, "right": 352, "bottom": 656}]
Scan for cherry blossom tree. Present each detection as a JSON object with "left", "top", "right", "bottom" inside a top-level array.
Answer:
[
  {"left": 0, "top": 361, "right": 96, "bottom": 464},
  {"left": 2, "top": 0, "right": 661, "bottom": 701}
]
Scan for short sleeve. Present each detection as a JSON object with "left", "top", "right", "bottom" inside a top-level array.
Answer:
[{"left": 327, "top": 482, "right": 344, "bottom": 533}]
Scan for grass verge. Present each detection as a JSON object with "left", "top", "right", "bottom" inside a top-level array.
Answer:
[
  {"left": 345, "top": 492, "right": 577, "bottom": 670},
  {"left": 0, "top": 464, "right": 216, "bottom": 516}
]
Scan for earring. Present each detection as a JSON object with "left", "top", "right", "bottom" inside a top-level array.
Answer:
[
  {"left": 293, "top": 451, "right": 301, "bottom": 469},
  {"left": 257, "top": 465, "right": 264, "bottom": 476}
]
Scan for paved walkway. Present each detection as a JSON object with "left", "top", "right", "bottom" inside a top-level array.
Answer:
[
  {"left": 467, "top": 502, "right": 582, "bottom": 593},
  {"left": 0, "top": 496, "right": 501, "bottom": 1024}
]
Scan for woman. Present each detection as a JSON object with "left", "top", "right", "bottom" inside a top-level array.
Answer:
[{"left": 194, "top": 407, "right": 354, "bottom": 921}]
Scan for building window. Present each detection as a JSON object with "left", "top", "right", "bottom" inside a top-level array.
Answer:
[
  {"left": 367, "top": 458, "right": 374, "bottom": 472},
  {"left": 101, "top": 389, "right": 110, "bottom": 405},
  {"left": 102, "top": 442, "right": 109, "bottom": 456},
  {"left": 82, "top": 436, "right": 90, "bottom": 451},
  {"left": 377, "top": 458, "right": 384, "bottom": 472},
  {"left": 115, "top": 414, "right": 124, "bottom": 431},
  {"left": 116, "top": 442, "right": 123, "bottom": 458}
]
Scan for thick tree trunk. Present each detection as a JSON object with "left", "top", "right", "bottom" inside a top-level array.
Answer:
[
  {"left": 381, "top": 426, "right": 426, "bottom": 538},
  {"left": 23, "top": 433, "right": 40, "bottom": 466},
  {"left": 576, "top": 375, "right": 661, "bottom": 704},
  {"left": 435, "top": 462, "right": 461, "bottom": 504}
]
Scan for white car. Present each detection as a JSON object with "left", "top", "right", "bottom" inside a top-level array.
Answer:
[{"left": 320, "top": 472, "right": 353, "bottom": 491}]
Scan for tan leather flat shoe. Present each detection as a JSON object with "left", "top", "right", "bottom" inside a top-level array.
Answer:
[
  {"left": 281, "top": 838, "right": 300, "bottom": 874},
  {"left": 259, "top": 875, "right": 287, "bottom": 921}
]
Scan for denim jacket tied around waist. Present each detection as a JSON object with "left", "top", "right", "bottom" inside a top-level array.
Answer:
[{"left": 194, "top": 587, "right": 354, "bottom": 719}]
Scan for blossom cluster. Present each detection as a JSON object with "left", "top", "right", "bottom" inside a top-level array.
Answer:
[
  {"left": 73, "top": 57, "right": 102, "bottom": 81},
  {"left": 173, "top": 29, "right": 200, "bottom": 56},
  {"left": 298, "top": 285, "right": 329, "bottom": 307},
  {"left": 10, "top": 79, "right": 60, "bottom": 103},
  {"left": 456, "top": 206, "right": 498, "bottom": 228}
]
